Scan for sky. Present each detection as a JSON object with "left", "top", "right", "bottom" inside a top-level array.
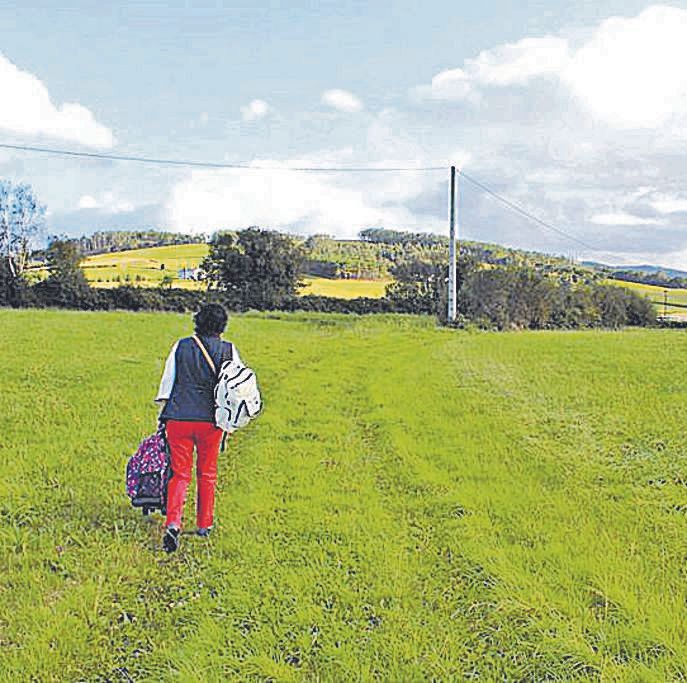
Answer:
[{"left": 2, "top": 1, "right": 687, "bottom": 267}]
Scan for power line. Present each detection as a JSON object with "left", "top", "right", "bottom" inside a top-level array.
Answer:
[
  {"left": 0, "top": 140, "right": 638, "bottom": 263},
  {"left": 0, "top": 142, "right": 446, "bottom": 172},
  {"left": 457, "top": 169, "right": 600, "bottom": 253},
  {"left": 458, "top": 169, "right": 643, "bottom": 266}
]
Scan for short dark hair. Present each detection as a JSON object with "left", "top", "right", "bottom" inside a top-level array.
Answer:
[{"left": 194, "top": 303, "right": 228, "bottom": 336}]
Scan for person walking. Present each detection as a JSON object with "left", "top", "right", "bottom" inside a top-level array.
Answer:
[{"left": 155, "top": 303, "right": 241, "bottom": 553}]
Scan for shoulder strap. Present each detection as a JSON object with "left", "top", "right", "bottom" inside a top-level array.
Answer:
[
  {"left": 222, "top": 340, "right": 234, "bottom": 365},
  {"left": 192, "top": 335, "right": 217, "bottom": 374}
]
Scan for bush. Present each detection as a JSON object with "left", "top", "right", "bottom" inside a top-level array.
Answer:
[
  {"left": 279, "top": 295, "right": 400, "bottom": 314},
  {"left": 0, "top": 260, "right": 35, "bottom": 307},
  {"left": 595, "top": 283, "right": 655, "bottom": 328},
  {"left": 32, "top": 277, "right": 99, "bottom": 310},
  {"left": 2, "top": 253, "right": 657, "bottom": 330},
  {"left": 96, "top": 286, "right": 207, "bottom": 312},
  {"left": 458, "top": 271, "right": 656, "bottom": 330}
]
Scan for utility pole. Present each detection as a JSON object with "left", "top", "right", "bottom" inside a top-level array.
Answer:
[
  {"left": 448, "top": 165, "right": 457, "bottom": 322},
  {"left": 664, "top": 289, "right": 668, "bottom": 319}
]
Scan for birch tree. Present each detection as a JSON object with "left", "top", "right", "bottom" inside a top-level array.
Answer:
[{"left": 0, "top": 180, "right": 46, "bottom": 277}]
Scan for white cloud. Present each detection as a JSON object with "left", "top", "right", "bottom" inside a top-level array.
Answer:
[
  {"left": 590, "top": 212, "right": 661, "bottom": 226},
  {"left": 241, "top": 99, "right": 270, "bottom": 121},
  {"left": 0, "top": 51, "right": 114, "bottom": 148},
  {"left": 321, "top": 89, "right": 363, "bottom": 113},
  {"left": 77, "top": 192, "right": 133, "bottom": 213},
  {"left": 650, "top": 194, "right": 687, "bottom": 214},
  {"left": 165, "top": 111, "right": 467, "bottom": 237},
  {"left": 524, "top": 169, "right": 569, "bottom": 184},
  {"left": 426, "top": 36, "right": 568, "bottom": 101},
  {"left": 563, "top": 5, "right": 687, "bottom": 128},
  {"left": 419, "top": 5, "right": 687, "bottom": 129},
  {"left": 397, "top": 6, "right": 687, "bottom": 266},
  {"left": 166, "top": 164, "right": 436, "bottom": 236},
  {"left": 468, "top": 36, "right": 569, "bottom": 87},
  {"left": 78, "top": 195, "right": 99, "bottom": 209},
  {"left": 428, "top": 68, "right": 476, "bottom": 101}
]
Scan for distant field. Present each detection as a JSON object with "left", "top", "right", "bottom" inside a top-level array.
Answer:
[
  {"left": 82, "top": 243, "right": 209, "bottom": 288},
  {"left": 79, "top": 244, "right": 390, "bottom": 298},
  {"left": 300, "top": 277, "right": 389, "bottom": 299},
  {"left": 3, "top": 309, "right": 687, "bottom": 679},
  {"left": 607, "top": 279, "right": 687, "bottom": 317}
]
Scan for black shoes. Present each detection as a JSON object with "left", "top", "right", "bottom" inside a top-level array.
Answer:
[
  {"left": 163, "top": 527, "right": 180, "bottom": 553},
  {"left": 163, "top": 526, "right": 212, "bottom": 551}
]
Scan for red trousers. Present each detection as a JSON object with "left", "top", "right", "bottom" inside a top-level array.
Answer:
[{"left": 165, "top": 420, "right": 224, "bottom": 529}]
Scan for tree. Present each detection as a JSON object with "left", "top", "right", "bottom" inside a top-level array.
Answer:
[
  {"left": 159, "top": 274, "right": 175, "bottom": 290},
  {"left": 33, "top": 236, "right": 95, "bottom": 309},
  {"left": 201, "top": 228, "right": 305, "bottom": 309},
  {"left": 0, "top": 180, "right": 45, "bottom": 277},
  {"left": 45, "top": 237, "right": 83, "bottom": 279},
  {"left": 385, "top": 255, "right": 476, "bottom": 318},
  {"left": 0, "top": 259, "right": 29, "bottom": 307}
]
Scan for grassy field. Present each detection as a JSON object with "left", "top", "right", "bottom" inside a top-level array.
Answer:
[
  {"left": 606, "top": 279, "right": 687, "bottom": 317},
  {"left": 299, "top": 277, "right": 389, "bottom": 299},
  {"left": 72, "top": 244, "right": 389, "bottom": 299},
  {"left": 82, "top": 244, "right": 209, "bottom": 288},
  {"left": 2, "top": 309, "right": 687, "bottom": 680}
]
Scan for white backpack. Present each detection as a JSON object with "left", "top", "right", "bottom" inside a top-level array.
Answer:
[{"left": 193, "top": 335, "right": 262, "bottom": 433}]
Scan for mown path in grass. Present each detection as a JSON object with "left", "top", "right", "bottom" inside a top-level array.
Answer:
[{"left": 1, "top": 310, "right": 687, "bottom": 681}]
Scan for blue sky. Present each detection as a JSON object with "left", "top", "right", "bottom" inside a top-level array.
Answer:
[{"left": 2, "top": 1, "right": 687, "bottom": 266}]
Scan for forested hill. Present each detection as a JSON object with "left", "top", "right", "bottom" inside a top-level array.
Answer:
[
  {"left": 327, "top": 228, "right": 590, "bottom": 282},
  {"left": 42, "top": 227, "right": 595, "bottom": 284},
  {"left": 68, "top": 230, "right": 207, "bottom": 256},
  {"left": 583, "top": 261, "right": 687, "bottom": 290}
]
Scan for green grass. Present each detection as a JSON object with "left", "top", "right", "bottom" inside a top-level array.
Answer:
[{"left": 2, "top": 309, "right": 687, "bottom": 680}]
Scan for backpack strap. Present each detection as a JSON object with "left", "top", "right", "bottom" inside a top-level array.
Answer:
[
  {"left": 192, "top": 335, "right": 217, "bottom": 374},
  {"left": 222, "top": 340, "right": 233, "bottom": 365}
]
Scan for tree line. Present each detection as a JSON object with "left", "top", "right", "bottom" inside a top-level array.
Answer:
[
  {"left": 2, "top": 228, "right": 656, "bottom": 329},
  {"left": 385, "top": 257, "right": 655, "bottom": 329},
  {"left": 0, "top": 179, "right": 657, "bottom": 328},
  {"left": 607, "top": 269, "right": 687, "bottom": 290},
  {"left": 29, "top": 226, "right": 601, "bottom": 285},
  {"left": 31, "top": 229, "right": 207, "bottom": 259}
]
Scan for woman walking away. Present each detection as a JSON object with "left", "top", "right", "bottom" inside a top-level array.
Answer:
[{"left": 155, "top": 303, "right": 241, "bottom": 553}]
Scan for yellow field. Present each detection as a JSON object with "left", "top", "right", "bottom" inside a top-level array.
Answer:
[
  {"left": 82, "top": 243, "right": 209, "bottom": 287},
  {"left": 72, "top": 244, "right": 390, "bottom": 298},
  {"left": 300, "top": 277, "right": 389, "bottom": 299},
  {"left": 607, "top": 279, "right": 687, "bottom": 317}
]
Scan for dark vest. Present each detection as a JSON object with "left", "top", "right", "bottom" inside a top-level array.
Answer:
[{"left": 160, "top": 336, "right": 233, "bottom": 423}]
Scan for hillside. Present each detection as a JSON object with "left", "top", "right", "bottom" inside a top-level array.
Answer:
[
  {"left": 69, "top": 243, "right": 388, "bottom": 299},
  {"left": 584, "top": 261, "right": 687, "bottom": 279},
  {"left": 29, "top": 228, "right": 598, "bottom": 296},
  {"left": 27, "top": 229, "right": 686, "bottom": 316},
  {"left": 606, "top": 280, "right": 687, "bottom": 317},
  {"left": 2, "top": 309, "right": 687, "bottom": 679}
]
